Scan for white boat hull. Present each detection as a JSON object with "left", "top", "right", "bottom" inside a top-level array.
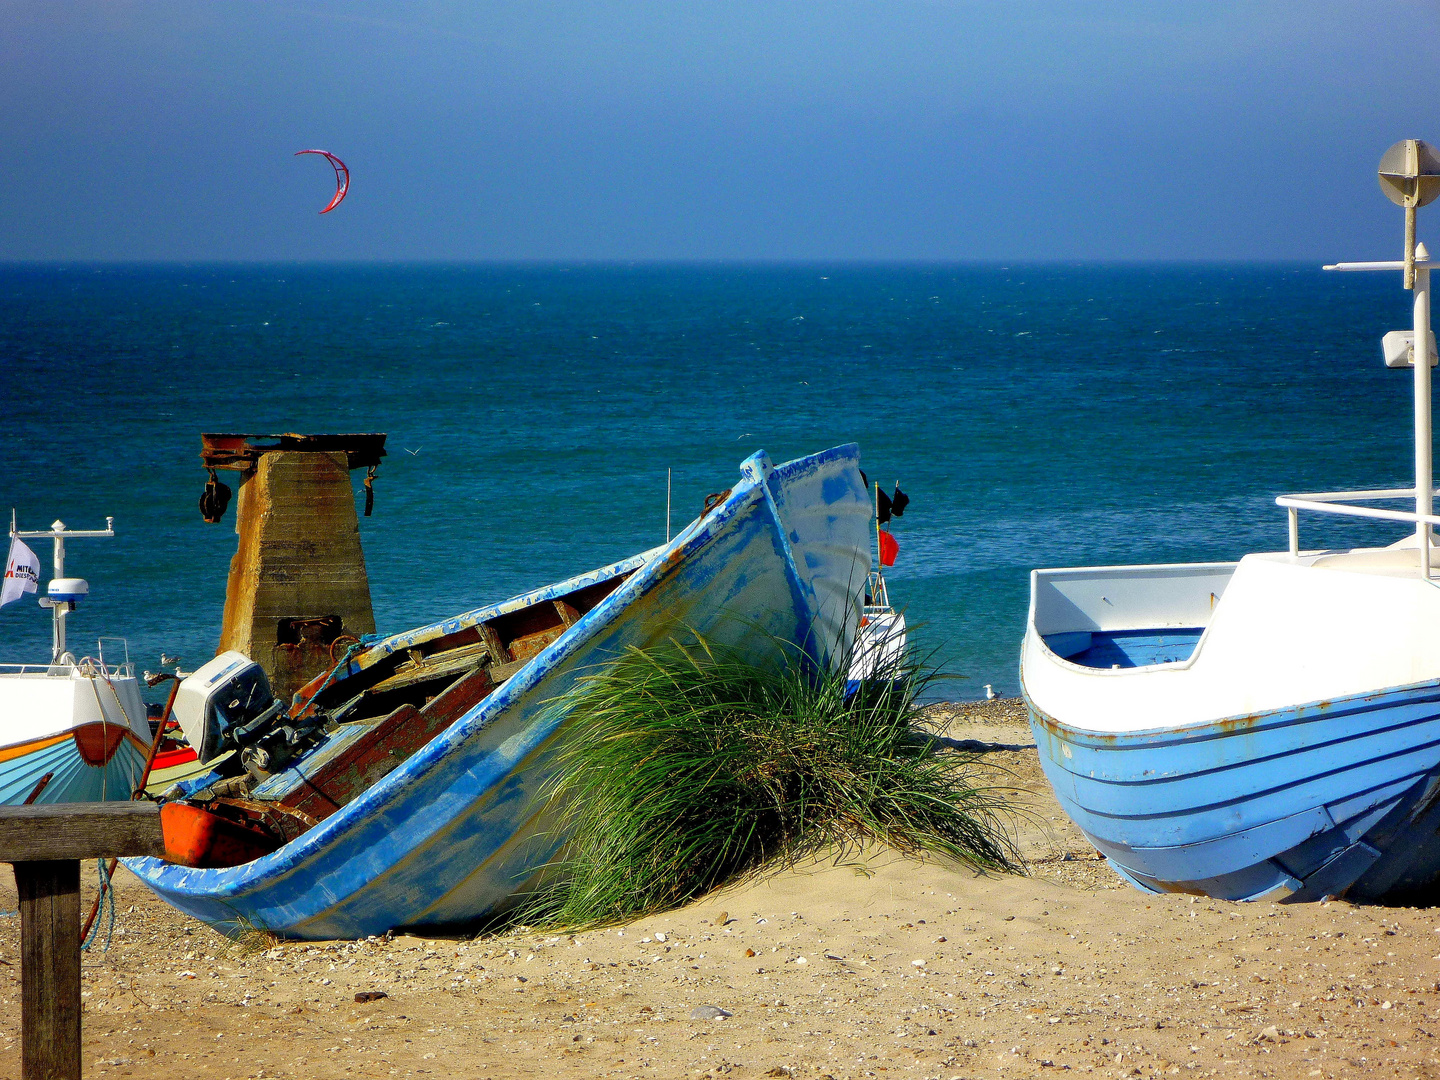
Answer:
[
  {"left": 0, "top": 665, "right": 151, "bottom": 804},
  {"left": 1021, "top": 543, "right": 1440, "bottom": 902}
]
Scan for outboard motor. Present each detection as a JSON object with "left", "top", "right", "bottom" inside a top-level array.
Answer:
[
  {"left": 172, "top": 652, "right": 283, "bottom": 765},
  {"left": 172, "top": 651, "right": 332, "bottom": 777}
]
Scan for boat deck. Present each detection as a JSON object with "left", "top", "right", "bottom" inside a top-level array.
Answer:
[{"left": 1042, "top": 628, "right": 1205, "bottom": 669}]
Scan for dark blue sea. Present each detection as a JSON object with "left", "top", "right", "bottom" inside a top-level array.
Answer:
[{"left": 0, "top": 263, "right": 1420, "bottom": 702}]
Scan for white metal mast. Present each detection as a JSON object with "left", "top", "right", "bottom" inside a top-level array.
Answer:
[
  {"left": 10, "top": 515, "right": 115, "bottom": 662},
  {"left": 1324, "top": 138, "right": 1440, "bottom": 578}
]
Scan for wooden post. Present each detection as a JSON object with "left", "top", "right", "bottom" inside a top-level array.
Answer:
[
  {"left": 17, "top": 861, "right": 80, "bottom": 1080},
  {"left": 0, "top": 803, "right": 164, "bottom": 1080}
]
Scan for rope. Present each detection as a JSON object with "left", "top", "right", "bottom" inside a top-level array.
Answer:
[
  {"left": 84, "top": 674, "right": 111, "bottom": 801},
  {"left": 81, "top": 859, "right": 116, "bottom": 953},
  {"left": 295, "top": 634, "right": 383, "bottom": 715}
]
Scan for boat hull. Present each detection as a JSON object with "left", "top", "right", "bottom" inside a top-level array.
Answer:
[
  {"left": 1026, "top": 678, "right": 1440, "bottom": 903},
  {"left": 0, "top": 668, "right": 152, "bottom": 805},
  {"left": 0, "top": 726, "right": 148, "bottom": 805},
  {"left": 125, "top": 445, "right": 871, "bottom": 939},
  {"left": 1020, "top": 550, "right": 1440, "bottom": 903},
  {"left": 846, "top": 610, "right": 907, "bottom": 694}
]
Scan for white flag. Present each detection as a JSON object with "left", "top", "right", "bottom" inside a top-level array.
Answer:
[{"left": 0, "top": 537, "right": 40, "bottom": 609}]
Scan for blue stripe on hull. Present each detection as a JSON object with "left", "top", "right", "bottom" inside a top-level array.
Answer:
[
  {"left": 1025, "top": 681, "right": 1440, "bottom": 902},
  {"left": 0, "top": 737, "right": 146, "bottom": 805}
]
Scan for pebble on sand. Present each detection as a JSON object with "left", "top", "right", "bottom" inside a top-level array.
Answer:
[{"left": 691, "top": 1005, "right": 733, "bottom": 1021}]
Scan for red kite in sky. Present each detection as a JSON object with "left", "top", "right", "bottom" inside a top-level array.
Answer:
[{"left": 294, "top": 149, "right": 349, "bottom": 214}]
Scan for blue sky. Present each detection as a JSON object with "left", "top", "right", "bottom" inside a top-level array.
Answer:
[{"left": 3, "top": 1, "right": 1438, "bottom": 261}]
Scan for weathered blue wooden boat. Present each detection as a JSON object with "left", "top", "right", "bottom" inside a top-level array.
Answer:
[
  {"left": 126, "top": 444, "right": 871, "bottom": 938},
  {"left": 1021, "top": 140, "right": 1440, "bottom": 904}
]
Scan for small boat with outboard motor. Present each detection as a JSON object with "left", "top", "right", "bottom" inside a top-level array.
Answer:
[
  {"left": 125, "top": 443, "right": 873, "bottom": 939},
  {"left": 0, "top": 514, "right": 155, "bottom": 804},
  {"left": 848, "top": 571, "right": 905, "bottom": 691},
  {"left": 1021, "top": 139, "right": 1440, "bottom": 904},
  {"left": 846, "top": 480, "right": 909, "bottom": 692}
]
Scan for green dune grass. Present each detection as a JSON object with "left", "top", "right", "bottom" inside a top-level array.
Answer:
[{"left": 518, "top": 634, "right": 1021, "bottom": 929}]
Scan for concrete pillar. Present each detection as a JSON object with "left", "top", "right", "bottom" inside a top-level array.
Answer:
[{"left": 218, "top": 451, "right": 376, "bottom": 701}]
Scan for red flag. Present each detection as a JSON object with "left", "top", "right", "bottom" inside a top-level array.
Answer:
[{"left": 879, "top": 529, "right": 899, "bottom": 567}]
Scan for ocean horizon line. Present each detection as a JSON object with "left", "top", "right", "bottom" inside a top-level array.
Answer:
[{"left": 0, "top": 257, "right": 1335, "bottom": 271}]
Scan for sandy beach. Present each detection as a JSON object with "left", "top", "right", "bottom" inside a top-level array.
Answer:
[{"left": 1, "top": 698, "right": 1436, "bottom": 1080}]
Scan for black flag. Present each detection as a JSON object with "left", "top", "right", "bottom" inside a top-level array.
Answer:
[
  {"left": 876, "top": 487, "right": 893, "bottom": 524},
  {"left": 890, "top": 485, "right": 910, "bottom": 517}
]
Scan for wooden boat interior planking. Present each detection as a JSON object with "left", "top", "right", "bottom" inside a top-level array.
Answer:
[{"left": 163, "top": 568, "right": 636, "bottom": 868}]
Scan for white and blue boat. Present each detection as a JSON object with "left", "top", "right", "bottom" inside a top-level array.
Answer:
[
  {"left": 847, "top": 570, "right": 906, "bottom": 694},
  {"left": 1021, "top": 139, "right": 1440, "bottom": 903},
  {"left": 0, "top": 516, "right": 152, "bottom": 805},
  {"left": 846, "top": 481, "right": 909, "bottom": 694},
  {"left": 126, "top": 444, "right": 872, "bottom": 938}
]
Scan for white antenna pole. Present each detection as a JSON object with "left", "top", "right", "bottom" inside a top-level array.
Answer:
[
  {"left": 1416, "top": 245, "right": 1433, "bottom": 577},
  {"left": 52, "top": 520, "right": 65, "bottom": 580},
  {"left": 666, "top": 469, "right": 672, "bottom": 543},
  {"left": 1331, "top": 139, "right": 1440, "bottom": 578},
  {"left": 875, "top": 481, "right": 882, "bottom": 572},
  {"left": 52, "top": 522, "right": 66, "bottom": 660}
]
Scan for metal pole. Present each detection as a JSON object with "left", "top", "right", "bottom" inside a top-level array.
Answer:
[
  {"left": 1416, "top": 253, "right": 1433, "bottom": 578},
  {"left": 52, "top": 526, "right": 65, "bottom": 663},
  {"left": 666, "top": 469, "right": 672, "bottom": 543},
  {"left": 1288, "top": 506, "right": 1299, "bottom": 557},
  {"left": 874, "top": 482, "right": 882, "bottom": 571},
  {"left": 1407, "top": 206, "right": 1419, "bottom": 289}
]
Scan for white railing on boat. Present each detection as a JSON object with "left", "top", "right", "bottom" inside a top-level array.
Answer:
[
  {"left": 0, "top": 662, "right": 71, "bottom": 675},
  {"left": 1277, "top": 487, "right": 1440, "bottom": 576},
  {"left": 0, "top": 659, "right": 135, "bottom": 678},
  {"left": 96, "top": 636, "right": 131, "bottom": 676},
  {"left": 864, "top": 570, "right": 891, "bottom": 611},
  {"left": 0, "top": 638, "right": 134, "bottom": 679}
]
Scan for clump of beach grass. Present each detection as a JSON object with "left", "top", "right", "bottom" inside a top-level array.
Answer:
[
  {"left": 226, "top": 915, "right": 282, "bottom": 957},
  {"left": 517, "top": 633, "right": 1021, "bottom": 929}
]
